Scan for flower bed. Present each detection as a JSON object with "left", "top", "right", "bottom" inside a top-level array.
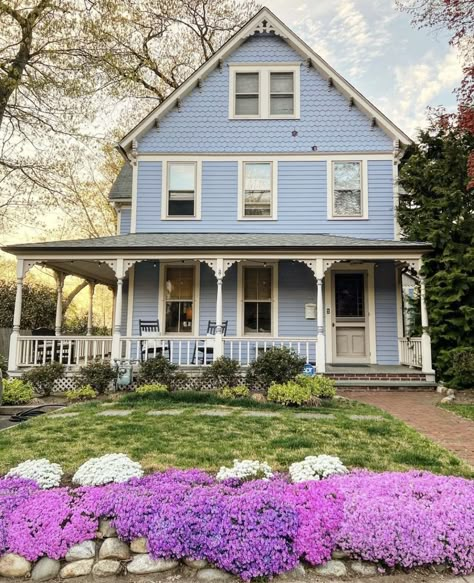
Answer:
[{"left": 0, "top": 465, "right": 473, "bottom": 580}]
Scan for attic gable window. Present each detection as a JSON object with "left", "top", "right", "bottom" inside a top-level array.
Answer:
[{"left": 230, "top": 64, "right": 300, "bottom": 119}]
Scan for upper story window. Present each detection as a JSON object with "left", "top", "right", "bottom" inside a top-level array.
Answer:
[
  {"left": 230, "top": 64, "right": 300, "bottom": 119},
  {"left": 162, "top": 161, "right": 201, "bottom": 220},
  {"left": 238, "top": 161, "right": 277, "bottom": 220},
  {"left": 329, "top": 160, "right": 368, "bottom": 220}
]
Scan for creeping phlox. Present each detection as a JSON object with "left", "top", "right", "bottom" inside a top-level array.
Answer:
[
  {"left": 6, "top": 459, "right": 63, "bottom": 489},
  {"left": 289, "top": 455, "right": 348, "bottom": 483},
  {"left": 216, "top": 459, "right": 274, "bottom": 481},
  {"left": 72, "top": 453, "right": 144, "bottom": 486}
]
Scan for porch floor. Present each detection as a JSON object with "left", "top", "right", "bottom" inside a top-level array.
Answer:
[{"left": 326, "top": 364, "right": 422, "bottom": 375}]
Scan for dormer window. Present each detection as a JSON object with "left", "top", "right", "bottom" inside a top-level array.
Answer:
[{"left": 230, "top": 64, "right": 300, "bottom": 119}]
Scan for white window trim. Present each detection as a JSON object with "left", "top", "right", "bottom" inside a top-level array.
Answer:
[
  {"left": 327, "top": 159, "right": 369, "bottom": 220},
  {"left": 158, "top": 261, "right": 200, "bottom": 336},
  {"left": 229, "top": 64, "right": 300, "bottom": 120},
  {"left": 237, "top": 262, "right": 279, "bottom": 337},
  {"left": 237, "top": 160, "right": 278, "bottom": 221},
  {"left": 161, "top": 161, "right": 202, "bottom": 220}
]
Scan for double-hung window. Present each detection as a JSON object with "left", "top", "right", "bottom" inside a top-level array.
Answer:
[
  {"left": 165, "top": 266, "right": 195, "bottom": 333},
  {"left": 270, "top": 72, "right": 294, "bottom": 116},
  {"left": 330, "top": 161, "right": 368, "bottom": 219},
  {"left": 235, "top": 72, "right": 259, "bottom": 116},
  {"left": 165, "top": 162, "right": 198, "bottom": 218},
  {"left": 243, "top": 267, "right": 273, "bottom": 335},
  {"left": 241, "top": 162, "right": 274, "bottom": 218}
]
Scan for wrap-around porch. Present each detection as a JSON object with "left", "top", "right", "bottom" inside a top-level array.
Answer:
[{"left": 4, "top": 234, "right": 434, "bottom": 379}]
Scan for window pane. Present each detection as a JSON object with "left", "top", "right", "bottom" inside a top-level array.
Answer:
[
  {"left": 169, "top": 163, "right": 195, "bottom": 190},
  {"left": 168, "top": 199, "right": 194, "bottom": 216},
  {"left": 165, "top": 301, "right": 193, "bottom": 333},
  {"left": 335, "top": 274, "right": 364, "bottom": 318},
  {"left": 166, "top": 267, "right": 194, "bottom": 300},
  {"left": 244, "top": 303, "right": 271, "bottom": 333},
  {"left": 236, "top": 72, "right": 259, "bottom": 93},
  {"left": 244, "top": 163, "right": 271, "bottom": 191},
  {"left": 257, "top": 302, "right": 272, "bottom": 333},
  {"left": 333, "top": 162, "right": 362, "bottom": 216},
  {"left": 270, "top": 72, "right": 293, "bottom": 93},
  {"left": 270, "top": 95, "right": 294, "bottom": 115},
  {"left": 235, "top": 95, "right": 258, "bottom": 115},
  {"left": 168, "top": 163, "right": 195, "bottom": 216},
  {"left": 244, "top": 302, "right": 258, "bottom": 333},
  {"left": 244, "top": 268, "right": 272, "bottom": 301}
]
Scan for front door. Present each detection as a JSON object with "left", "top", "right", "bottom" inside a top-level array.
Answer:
[{"left": 331, "top": 272, "right": 369, "bottom": 363}]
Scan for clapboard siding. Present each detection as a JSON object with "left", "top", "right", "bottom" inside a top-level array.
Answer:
[
  {"left": 119, "top": 208, "right": 131, "bottom": 235},
  {"left": 136, "top": 162, "right": 161, "bottom": 233},
  {"left": 278, "top": 262, "right": 317, "bottom": 336},
  {"left": 375, "top": 262, "right": 399, "bottom": 364},
  {"left": 131, "top": 262, "right": 160, "bottom": 335}
]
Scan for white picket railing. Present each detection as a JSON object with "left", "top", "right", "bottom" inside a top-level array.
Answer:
[
  {"left": 225, "top": 337, "right": 318, "bottom": 366},
  {"left": 16, "top": 336, "right": 113, "bottom": 368},
  {"left": 399, "top": 337, "right": 422, "bottom": 368}
]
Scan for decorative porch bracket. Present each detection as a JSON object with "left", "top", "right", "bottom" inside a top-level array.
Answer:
[{"left": 294, "top": 259, "right": 326, "bottom": 373}]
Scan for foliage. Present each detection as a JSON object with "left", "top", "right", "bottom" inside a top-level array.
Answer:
[
  {"left": 439, "top": 403, "right": 474, "bottom": 421},
  {"left": 0, "top": 280, "right": 56, "bottom": 330},
  {"left": 398, "top": 113, "right": 474, "bottom": 382},
  {"left": 0, "top": 354, "right": 7, "bottom": 377},
  {"left": 216, "top": 459, "right": 273, "bottom": 481},
  {"left": 136, "top": 384, "right": 169, "bottom": 395},
  {"left": 0, "top": 477, "right": 39, "bottom": 554},
  {"left": 295, "top": 375, "right": 336, "bottom": 399},
  {"left": 201, "top": 356, "right": 241, "bottom": 388},
  {"left": 62, "top": 312, "right": 111, "bottom": 336},
  {"left": 446, "top": 347, "right": 474, "bottom": 389},
  {"left": 6, "top": 459, "right": 63, "bottom": 490},
  {"left": 22, "top": 363, "right": 65, "bottom": 397},
  {"left": 268, "top": 381, "right": 312, "bottom": 406},
  {"left": 65, "top": 385, "right": 97, "bottom": 402},
  {"left": 246, "top": 348, "right": 306, "bottom": 390},
  {"left": 1, "top": 378, "right": 34, "bottom": 405},
  {"left": 72, "top": 453, "right": 144, "bottom": 486},
  {"left": 218, "top": 385, "right": 250, "bottom": 399},
  {"left": 76, "top": 360, "right": 116, "bottom": 394},
  {"left": 289, "top": 455, "right": 348, "bottom": 483},
  {"left": 138, "top": 356, "right": 184, "bottom": 389}
]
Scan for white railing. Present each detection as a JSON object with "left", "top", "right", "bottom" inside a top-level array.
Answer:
[
  {"left": 225, "top": 337, "right": 318, "bottom": 366},
  {"left": 16, "top": 336, "right": 113, "bottom": 368},
  {"left": 119, "top": 336, "right": 216, "bottom": 366},
  {"left": 399, "top": 337, "right": 422, "bottom": 368}
]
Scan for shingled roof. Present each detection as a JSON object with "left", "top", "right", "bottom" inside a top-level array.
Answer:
[{"left": 109, "top": 164, "right": 132, "bottom": 200}]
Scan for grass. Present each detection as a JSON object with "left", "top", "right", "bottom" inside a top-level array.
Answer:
[
  {"left": 439, "top": 402, "right": 474, "bottom": 421},
  {"left": 0, "top": 391, "right": 471, "bottom": 478}
]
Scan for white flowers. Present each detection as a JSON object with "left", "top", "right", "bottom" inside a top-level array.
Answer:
[
  {"left": 7, "top": 458, "right": 63, "bottom": 489},
  {"left": 72, "top": 453, "right": 144, "bottom": 486},
  {"left": 217, "top": 459, "right": 274, "bottom": 481},
  {"left": 289, "top": 455, "right": 348, "bottom": 483}
]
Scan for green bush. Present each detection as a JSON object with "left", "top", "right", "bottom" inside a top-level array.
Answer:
[
  {"left": 136, "top": 383, "right": 169, "bottom": 394},
  {"left": 2, "top": 378, "right": 34, "bottom": 404},
  {"left": 65, "top": 385, "right": 97, "bottom": 402},
  {"left": 202, "top": 356, "right": 241, "bottom": 389},
  {"left": 246, "top": 347, "right": 306, "bottom": 390},
  {"left": 267, "top": 381, "right": 311, "bottom": 406},
  {"left": 138, "top": 356, "right": 184, "bottom": 389},
  {"left": 218, "top": 385, "right": 250, "bottom": 399},
  {"left": 22, "top": 362, "right": 65, "bottom": 397},
  {"left": 76, "top": 360, "right": 116, "bottom": 394},
  {"left": 0, "top": 354, "right": 8, "bottom": 378},
  {"left": 446, "top": 347, "right": 474, "bottom": 389},
  {"left": 295, "top": 374, "right": 336, "bottom": 398}
]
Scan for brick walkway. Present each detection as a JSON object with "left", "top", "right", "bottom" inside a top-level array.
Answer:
[{"left": 343, "top": 391, "right": 474, "bottom": 466}]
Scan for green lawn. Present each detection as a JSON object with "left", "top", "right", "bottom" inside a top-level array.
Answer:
[
  {"left": 0, "top": 392, "right": 471, "bottom": 478},
  {"left": 439, "top": 402, "right": 474, "bottom": 421}
]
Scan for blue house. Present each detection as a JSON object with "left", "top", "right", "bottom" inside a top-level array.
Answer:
[{"left": 4, "top": 8, "right": 435, "bottom": 386}]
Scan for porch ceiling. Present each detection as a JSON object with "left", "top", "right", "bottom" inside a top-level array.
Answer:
[{"left": 35, "top": 259, "right": 117, "bottom": 286}]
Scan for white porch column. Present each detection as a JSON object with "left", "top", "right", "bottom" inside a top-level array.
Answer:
[
  {"left": 54, "top": 272, "right": 65, "bottom": 336},
  {"left": 87, "top": 282, "right": 96, "bottom": 336},
  {"left": 213, "top": 258, "right": 225, "bottom": 360},
  {"left": 111, "top": 259, "right": 124, "bottom": 361},
  {"left": 8, "top": 259, "right": 25, "bottom": 372},
  {"left": 420, "top": 276, "right": 434, "bottom": 376},
  {"left": 315, "top": 259, "right": 326, "bottom": 373}
]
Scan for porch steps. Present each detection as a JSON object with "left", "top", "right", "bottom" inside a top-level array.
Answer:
[{"left": 335, "top": 380, "right": 437, "bottom": 391}]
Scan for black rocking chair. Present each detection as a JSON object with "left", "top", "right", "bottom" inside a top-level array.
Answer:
[{"left": 192, "top": 320, "right": 228, "bottom": 365}]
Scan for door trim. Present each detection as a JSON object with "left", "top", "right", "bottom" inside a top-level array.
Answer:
[{"left": 325, "top": 263, "right": 377, "bottom": 364}]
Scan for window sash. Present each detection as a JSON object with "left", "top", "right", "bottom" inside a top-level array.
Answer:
[
  {"left": 332, "top": 161, "right": 362, "bottom": 217},
  {"left": 243, "top": 162, "right": 272, "bottom": 217},
  {"left": 167, "top": 163, "right": 196, "bottom": 217},
  {"left": 270, "top": 72, "right": 294, "bottom": 116},
  {"left": 164, "top": 267, "right": 195, "bottom": 334},
  {"left": 235, "top": 72, "right": 259, "bottom": 116},
  {"left": 243, "top": 267, "right": 273, "bottom": 334}
]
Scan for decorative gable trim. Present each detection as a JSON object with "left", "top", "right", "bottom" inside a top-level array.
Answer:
[{"left": 118, "top": 7, "right": 411, "bottom": 156}]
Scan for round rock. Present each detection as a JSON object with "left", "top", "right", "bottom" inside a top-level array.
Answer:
[
  {"left": 31, "top": 557, "right": 61, "bottom": 581},
  {"left": 92, "top": 560, "right": 121, "bottom": 577},
  {"left": 65, "top": 540, "right": 96, "bottom": 561},
  {"left": 98, "top": 519, "right": 117, "bottom": 538},
  {"left": 196, "top": 568, "right": 233, "bottom": 581},
  {"left": 350, "top": 561, "right": 378, "bottom": 576},
  {"left": 60, "top": 559, "right": 94, "bottom": 579},
  {"left": 183, "top": 558, "right": 209, "bottom": 569},
  {"left": 130, "top": 537, "right": 148, "bottom": 554},
  {"left": 126, "top": 554, "right": 179, "bottom": 575},
  {"left": 277, "top": 562, "right": 305, "bottom": 579},
  {"left": 314, "top": 560, "right": 347, "bottom": 577},
  {"left": 99, "top": 537, "right": 130, "bottom": 560},
  {"left": 0, "top": 554, "right": 32, "bottom": 578}
]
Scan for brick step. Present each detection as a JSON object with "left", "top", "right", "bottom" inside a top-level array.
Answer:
[{"left": 335, "top": 380, "right": 437, "bottom": 391}]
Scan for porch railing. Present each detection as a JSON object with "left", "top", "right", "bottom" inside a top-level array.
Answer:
[
  {"left": 398, "top": 337, "right": 422, "bottom": 368},
  {"left": 16, "top": 336, "right": 113, "bottom": 368},
  {"left": 119, "top": 336, "right": 215, "bottom": 366},
  {"left": 225, "top": 337, "right": 317, "bottom": 366}
]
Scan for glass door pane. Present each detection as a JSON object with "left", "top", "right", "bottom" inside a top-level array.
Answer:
[{"left": 335, "top": 273, "right": 364, "bottom": 319}]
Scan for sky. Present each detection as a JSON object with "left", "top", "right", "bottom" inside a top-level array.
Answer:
[{"left": 265, "top": 0, "right": 463, "bottom": 137}]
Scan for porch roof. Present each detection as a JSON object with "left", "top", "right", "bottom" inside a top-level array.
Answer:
[{"left": 3, "top": 232, "right": 431, "bottom": 254}]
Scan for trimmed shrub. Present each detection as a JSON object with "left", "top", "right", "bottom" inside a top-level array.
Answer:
[
  {"left": 289, "top": 455, "right": 348, "bottom": 483},
  {"left": 72, "top": 453, "right": 144, "bottom": 486},
  {"left": 2, "top": 378, "right": 34, "bottom": 404},
  {"left": 138, "top": 355, "right": 184, "bottom": 389},
  {"left": 22, "top": 363, "right": 65, "bottom": 397},
  {"left": 136, "top": 383, "right": 169, "bottom": 395},
  {"left": 65, "top": 385, "right": 97, "bottom": 402},
  {"left": 267, "top": 381, "right": 311, "bottom": 406},
  {"left": 201, "top": 357, "right": 241, "bottom": 389},
  {"left": 6, "top": 459, "right": 63, "bottom": 489},
  {"left": 295, "top": 374, "right": 336, "bottom": 399},
  {"left": 448, "top": 347, "right": 474, "bottom": 389},
  {"left": 76, "top": 360, "right": 115, "bottom": 394},
  {"left": 246, "top": 347, "right": 305, "bottom": 390},
  {"left": 218, "top": 385, "right": 250, "bottom": 399},
  {"left": 216, "top": 459, "right": 273, "bottom": 481}
]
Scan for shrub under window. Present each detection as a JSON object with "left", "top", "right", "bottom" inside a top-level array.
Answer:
[
  {"left": 76, "top": 360, "right": 116, "bottom": 394},
  {"left": 246, "top": 347, "right": 305, "bottom": 390},
  {"left": 22, "top": 363, "right": 64, "bottom": 397}
]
